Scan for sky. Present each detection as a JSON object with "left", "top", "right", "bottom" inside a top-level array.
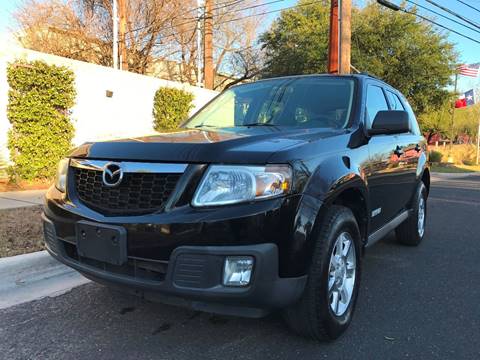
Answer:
[{"left": 1, "top": 0, "right": 479, "bottom": 93}]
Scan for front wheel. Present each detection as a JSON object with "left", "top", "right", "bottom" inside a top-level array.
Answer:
[
  {"left": 396, "top": 182, "right": 427, "bottom": 246},
  {"left": 284, "top": 205, "right": 362, "bottom": 341}
]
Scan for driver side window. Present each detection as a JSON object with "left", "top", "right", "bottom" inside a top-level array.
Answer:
[{"left": 365, "top": 85, "right": 389, "bottom": 129}]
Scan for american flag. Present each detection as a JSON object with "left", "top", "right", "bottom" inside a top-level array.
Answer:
[{"left": 458, "top": 63, "right": 480, "bottom": 77}]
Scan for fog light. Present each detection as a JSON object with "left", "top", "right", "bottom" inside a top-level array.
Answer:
[{"left": 223, "top": 256, "right": 254, "bottom": 286}]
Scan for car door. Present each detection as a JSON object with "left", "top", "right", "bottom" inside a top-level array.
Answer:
[
  {"left": 365, "top": 84, "right": 411, "bottom": 231},
  {"left": 385, "top": 90, "right": 420, "bottom": 208}
]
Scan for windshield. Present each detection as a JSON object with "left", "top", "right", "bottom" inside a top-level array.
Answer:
[{"left": 184, "top": 77, "right": 355, "bottom": 130}]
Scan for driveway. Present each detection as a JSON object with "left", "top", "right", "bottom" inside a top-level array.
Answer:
[{"left": 1, "top": 174, "right": 479, "bottom": 359}]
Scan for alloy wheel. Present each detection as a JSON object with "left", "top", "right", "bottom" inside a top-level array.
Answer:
[
  {"left": 418, "top": 195, "right": 425, "bottom": 237},
  {"left": 328, "top": 232, "right": 356, "bottom": 317}
]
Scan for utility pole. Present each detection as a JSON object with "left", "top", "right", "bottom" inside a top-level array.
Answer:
[
  {"left": 328, "top": 0, "right": 351, "bottom": 74},
  {"left": 339, "top": 0, "right": 351, "bottom": 74},
  {"left": 203, "top": 0, "right": 214, "bottom": 89},
  {"left": 112, "top": 0, "right": 118, "bottom": 69},
  {"left": 327, "top": 0, "right": 339, "bottom": 74},
  {"left": 118, "top": 0, "right": 128, "bottom": 71},
  {"left": 476, "top": 113, "right": 480, "bottom": 165}
]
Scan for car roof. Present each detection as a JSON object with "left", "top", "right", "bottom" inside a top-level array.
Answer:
[{"left": 232, "top": 73, "right": 393, "bottom": 89}]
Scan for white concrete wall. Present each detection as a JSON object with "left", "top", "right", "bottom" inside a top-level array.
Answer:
[{"left": 0, "top": 43, "right": 218, "bottom": 164}]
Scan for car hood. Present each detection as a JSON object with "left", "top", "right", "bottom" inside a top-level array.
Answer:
[{"left": 70, "top": 127, "right": 345, "bottom": 164}]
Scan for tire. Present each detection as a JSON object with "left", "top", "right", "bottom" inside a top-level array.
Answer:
[
  {"left": 395, "top": 182, "right": 427, "bottom": 246},
  {"left": 283, "top": 205, "right": 362, "bottom": 341}
]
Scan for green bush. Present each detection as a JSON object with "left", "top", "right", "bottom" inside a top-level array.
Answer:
[
  {"left": 429, "top": 150, "right": 443, "bottom": 163},
  {"left": 0, "top": 153, "right": 7, "bottom": 179},
  {"left": 7, "top": 60, "right": 76, "bottom": 180},
  {"left": 152, "top": 87, "right": 194, "bottom": 131},
  {"left": 433, "top": 144, "right": 477, "bottom": 165}
]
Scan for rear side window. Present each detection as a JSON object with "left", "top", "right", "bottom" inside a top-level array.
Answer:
[
  {"left": 365, "top": 85, "right": 389, "bottom": 128},
  {"left": 402, "top": 99, "right": 421, "bottom": 135},
  {"left": 386, "top": 91, "right": 405, "bottom": 111}
]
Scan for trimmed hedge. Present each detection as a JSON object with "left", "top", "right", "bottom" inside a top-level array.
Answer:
[
  {"left": 429, "top": 150, "right": 442, "bottom": 163},
  {"left": 7, "top": 61, "right": 76, "bottom": 180},
  {"left": 153, "top": 87, "right": 194, "bottom": 131}
]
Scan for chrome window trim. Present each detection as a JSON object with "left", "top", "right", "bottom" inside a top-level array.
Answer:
[{"left": 70, "top": 159, "right": 188, "bottom": 174}]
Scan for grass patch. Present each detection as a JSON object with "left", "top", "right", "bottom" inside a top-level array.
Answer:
[
  {"left": 430, "top": 144, "right": 478, "bottom": 166},
  {"left": 431, "top": 163, "right": 480, "bottom": 173},
  {"left": 0, "top": 205, "right": 44, "bottom": 258}
]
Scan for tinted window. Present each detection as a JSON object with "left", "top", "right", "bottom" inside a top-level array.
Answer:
[
  {"left": 184, "top": 77, "right": 355, "bottom": 130},
  {"left": 403, "top": 99, "right": 421, "bottom": 135},
  {"left": 386, "top": 91, "right": 405, "bottom": 110},
  {"left": 365, "top": 85, "right": 389, "bottom": 128}
]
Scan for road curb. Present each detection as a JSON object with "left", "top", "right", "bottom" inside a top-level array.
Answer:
[
  {"left": 0, "top": 250, "right": 90, "bottom": 310},
  {"left": 431, "top": 172, "right": 480, "bottom": 180}
]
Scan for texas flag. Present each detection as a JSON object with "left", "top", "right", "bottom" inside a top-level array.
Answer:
[
  {"left": 465, "top": 89, "right": 475, "bottom": 106},
  {"left": 455, "top": 89, "right": 476, "bottom": 108}
]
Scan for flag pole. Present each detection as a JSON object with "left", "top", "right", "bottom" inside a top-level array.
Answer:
[
  {"left": 450, "top": 73, "right": 458, "bottom": 150},
  {"left": 476, "top": 113, "right": 480, "bottom": 165}
]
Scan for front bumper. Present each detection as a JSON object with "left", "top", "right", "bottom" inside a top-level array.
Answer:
[{"left": 43, "top": 207, "right": 307, "bottom": 317}]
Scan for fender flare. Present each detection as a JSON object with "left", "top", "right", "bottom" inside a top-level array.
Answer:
[{"left": 285, "top": 156, "right": 369, "bottom": 276}]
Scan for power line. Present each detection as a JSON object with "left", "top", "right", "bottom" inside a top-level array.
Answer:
[
  {"left": 377, "top": 0, "right": 480, "bottom": 45},
  {"left": 217, "top": 0, "right": 324, "bottom": 25},
  {"left": 154, "top": 0, "right": 321, "bottom": 41},
  {"left": 220, "top": 0, "right": 285, "bottom": 15},
  {"left": 406, "top": 0, "right": 480, "bottom": 35},
  {"left": 409, "top": 10, "right": 480, "bottom": 44},
  {"left": 455, "top": 0, "right": 480, "bottom": 15},
  {"left": 126, "top": 0, "right": 250, "bottom": 35},
  {"left": 423, "top": 0, "right": 480, "bottom": 30},
  {"left": 128, "top": 0, "right": 297, "bottom": 46}
]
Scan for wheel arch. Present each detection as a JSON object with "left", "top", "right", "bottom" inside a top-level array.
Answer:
[
  {"left": 288, "top": 160, "right": 370, "bottom": 276},
  {"left": 421, "top": 167, "right": 430, "bottom": 195}
]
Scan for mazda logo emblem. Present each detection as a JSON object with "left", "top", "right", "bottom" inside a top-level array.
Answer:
[{"left": 102, "top": 162, "right": 123, "bottom": 187}]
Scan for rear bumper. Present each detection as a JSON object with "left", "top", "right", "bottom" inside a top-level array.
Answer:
[{"left": 43, "top": 214, "right": 306, "bottom": 317}]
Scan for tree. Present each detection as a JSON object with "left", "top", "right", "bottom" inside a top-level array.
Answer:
[
  {"left": 260, "top": 0, "right": 330, "bottom": 78},
  {"left": 153, "top": 0, "right": 265, "bottom": 88},
  {"left": 14, "top": 0, "right": 264, "bottom": 86},
  {"left": 418, "top": 99, "right": 453, "bottom": 142},
  {"left": 453, "top": 104, "right": 480, "bottom": 140},
  {"left": 260, "top": 0, "right": 457, "bottom": 115},
  {"left": 15, "top": 0, "right": 183, "bottom": 72}
]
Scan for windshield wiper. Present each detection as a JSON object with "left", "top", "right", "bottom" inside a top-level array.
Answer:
[
  {"left": 241, "top": 123, "right": 279, "bottom": 127},
  {"left": 192, "top": 124, "right": 217, "bottom": 128}
]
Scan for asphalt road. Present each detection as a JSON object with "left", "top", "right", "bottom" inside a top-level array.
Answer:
[{"left": 1, "top": 174, "right": 479, "bottom": 360}]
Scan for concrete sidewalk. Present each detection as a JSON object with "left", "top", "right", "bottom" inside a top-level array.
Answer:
[
  {"left": 0, "top": 190, "right": 46, "bottom": 210},
  {"left": 0, "top": 251, "right": 90, "bottom": 309}
]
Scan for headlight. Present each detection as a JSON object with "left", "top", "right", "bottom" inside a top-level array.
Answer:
[
  {"left": 192, "top": 164, "right": 292, "bottom": 207},
  {"left": 55, "top": 158, "right": 69, "bottom": 193}
]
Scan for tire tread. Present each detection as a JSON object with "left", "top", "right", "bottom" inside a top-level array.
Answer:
[
  {"left": 396, "top": 182, "right": 427, "bottom": 246},
  {"left": 284, "top": 205, "right": 359, "bottom": 341}
]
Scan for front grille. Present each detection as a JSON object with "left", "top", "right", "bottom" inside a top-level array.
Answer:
[
  {"left": 73, "top": 168, "right": 181, "bottom": 216},
  {"left": 62, "top": 242, "right": 168, "bottom": 282}
]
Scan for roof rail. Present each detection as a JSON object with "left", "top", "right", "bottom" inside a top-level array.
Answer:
[{"left": 359, "top": 72, "right": 382, "bottom": 80}]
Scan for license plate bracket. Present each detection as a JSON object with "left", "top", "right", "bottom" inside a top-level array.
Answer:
[{"left": 76, "top": 221, "right": 127, "bottom": 266}]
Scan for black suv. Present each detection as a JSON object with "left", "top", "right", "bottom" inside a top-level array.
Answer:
[{"left": 43, "top": 74, "right": 429, "bottom": 340}]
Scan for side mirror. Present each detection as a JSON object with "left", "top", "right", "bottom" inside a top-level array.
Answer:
[{"left": 369, "top": 110, "right": 410, "bottom": 136}]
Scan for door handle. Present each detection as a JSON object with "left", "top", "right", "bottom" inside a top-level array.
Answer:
[
  {"left": 394, "top": 145, "right": 404, "bottom": 157},
  {"left": 415, "top": 144, "right": 422, "bottom": 152}
]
